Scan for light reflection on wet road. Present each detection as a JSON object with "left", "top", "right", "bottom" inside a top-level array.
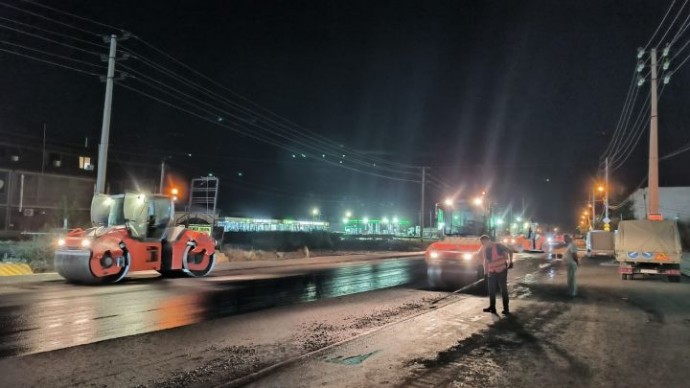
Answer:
[{"left": 0, "top": 257, "right": 426, "bottom": 358}]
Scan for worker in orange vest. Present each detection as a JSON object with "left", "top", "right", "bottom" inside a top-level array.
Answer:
[{"left": 480, "top": 235, "right": 513, "bottom": 315}]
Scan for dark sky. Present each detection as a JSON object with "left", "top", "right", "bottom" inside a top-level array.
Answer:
[{"left": 1, "top": 0, "right": 689, "bottom": 227}]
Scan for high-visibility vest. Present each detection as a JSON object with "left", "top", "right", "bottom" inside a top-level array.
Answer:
[{"left": 485, "top": 245, "right": 508, "bottom": 273}]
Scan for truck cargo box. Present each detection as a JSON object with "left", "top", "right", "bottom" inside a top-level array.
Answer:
[
  {"left": 615, "top": 220, "right": 682, "bottom": 282},
  {"left": 586, "top": 230, "right": 615, "bottom": 257}
]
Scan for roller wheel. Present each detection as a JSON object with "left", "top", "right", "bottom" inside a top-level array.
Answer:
[
  {"left": 183, "top": 245, "right": 216, "bottom": 277},
  {"left": 55, "top": 250, "right": 130, "bottom": 284}
]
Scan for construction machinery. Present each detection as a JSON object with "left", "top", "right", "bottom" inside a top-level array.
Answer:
[
  {"left": 425, "top": 236, "right": 485, "bottom": 288},
  {"left": 54, "top": 193, "right": 217, "bottom": 284}
]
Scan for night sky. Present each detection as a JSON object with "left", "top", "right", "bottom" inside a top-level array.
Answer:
[{"left": 1, "top": 0, "right": 689, "bottom": 227}]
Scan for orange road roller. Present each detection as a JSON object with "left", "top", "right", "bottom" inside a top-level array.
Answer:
[{"left": 55, "top": 193, "right": 217, "bottom": 284}]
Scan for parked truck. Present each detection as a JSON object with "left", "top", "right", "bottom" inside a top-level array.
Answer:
[
  {"left": 586, "top": 230, "right": 615, "bottom": 258},
  {"left": 615, "top": 220, "right": 682, "bottom": 282}
]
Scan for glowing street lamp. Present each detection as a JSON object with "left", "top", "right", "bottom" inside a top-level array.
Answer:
[
  {"left": 382, "top": 217, "right": 390, "bottom": 224},
  {"left": 345, "top": 210, "right": 352, "bottom": 218},
  {"left": 312, "top": 208, "right": 320, "bottom": 216},
  {"left": 444, "top": 198, "right": 453, "bottom": 207},
  {"left": 473, "top": 197, "right": 483, "bottom": 207},
  {"left": 496, "top": 218, "right": 504, "bottom": 226},
  {"left": 363, "top": 217, "right": 369, "bottom": 224}
]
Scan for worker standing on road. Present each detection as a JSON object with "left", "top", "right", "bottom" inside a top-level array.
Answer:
[
  {"left": 563, "top": 234, "right": 579, "bottom": 297},
  {"left": 480, "top": 235, "right": 513, "bottom": 315}
]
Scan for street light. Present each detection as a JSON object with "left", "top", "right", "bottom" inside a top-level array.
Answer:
[
  {"left": 312, "top": 208, "right": 320, "bottom": 216},
  {"left": 473, "top": 197, "right": 483, "bottom": 207},
  {"left": 444, "top": 198, "right": 453, "bottom": 207},
  {"left": 345, "top": 210, "right": 352, "bottom": 218}
]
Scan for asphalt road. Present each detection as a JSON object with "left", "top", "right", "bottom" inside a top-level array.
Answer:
[
  {"left": 3, "top": 252, "right": 687, "bottom": 388},
  {"left": 0, "top": 256, "right": 426, "bottom": 358},
  {"left": 250, "top": 256, "right": 690, "bottom": 388}
]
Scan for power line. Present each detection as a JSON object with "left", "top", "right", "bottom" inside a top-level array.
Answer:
[
  {"left": 118, "top": 62, "right": 419, "bottom": 177},
  {"left": 645, "top": 0, "right": 680, "bottom": 48},
  {"left": 0, "top": 39, "right": 105, "bottom": 69},
  {"left": 601, "top": 68, "right": 640, "bottom": 161},
  {"left": 17, "top": 0, "right": 122, "bottom": 32},
  {"left": 117, "top": 82, "right": 421, "bottom": 184},
  {"left": 126, "top": 39, "right": 420, "bottom": 171},
  {"left": 0, "top": 0, "right": 100, "bottom": 36},
  {"left": 660, "top": 140, "right": 690, "bottom": 160},
  {"left": 655, "top": 0, "right": 688, "bottom": 46},
  {"left": 4, "top": 1, "right": 423, "bottom": 184},
  {"left": 0, "top": 22, "right": 101, "bottom": 55},
  {"left": 0, "top": 15, "right": 105, "bottom": 47},
  {"left": 669, "top": 5, "right": 690, "bottom": 47},
  {"left": 0, "top": 46, "right": 100, "bottom": 76},
  {"left": 120, "top": 44, "right": 420, "bottom": 173}
]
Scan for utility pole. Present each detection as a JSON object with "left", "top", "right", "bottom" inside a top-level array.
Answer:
[
  {"left": 647, "top": 48, "right": 661, "bottom": 220},
  {"left": 159, "top": 159, "right": 166, "bottom": 194},
  {"left": 95, "top": 34, "right": 117, "bottom": 194},
  {"left": 604, "top": 157, "right": 610, "bottom": 231},
  {"left": 590, "top": 185, "right": 597, "bottom": 230},
  {"left": 420, "top": 167, "right": 426, "bottom": 242},
  {"left": 41, "top": 123, "right": 46, "bottom": 174}
]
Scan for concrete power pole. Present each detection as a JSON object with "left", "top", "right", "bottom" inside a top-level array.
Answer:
[
  {"left": 95, "top": 34, "right": 118, "bottom": 194},
  {"left": 159, "top": 159, "right": 166, "bottom": 194},
  {"left": 604, "top": 157, "right": 610, "bottom": 231},
  {"left": 590, "top": 185, "right": 597, "bottom": 230},
  {"left": 647, "top": 48, "right": 661, "bottom": 220},
  {"left": 420, "top": 167, "right": 426, "bottom": 242}
]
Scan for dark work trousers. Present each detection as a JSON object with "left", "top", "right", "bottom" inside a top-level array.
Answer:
[{"left": 487, "top": 269, "right": 509, "bottom": 311}]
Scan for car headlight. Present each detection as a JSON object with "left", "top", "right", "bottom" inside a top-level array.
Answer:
[
  {"left": 462, "top": 252, "right": 473, "bottom": 261},
  {"left": 57, "top": 238, "right": 66, "bottom": 247},
  {"left": 81, "top": 239, "right": 91, "bottom": 248},
  {"left": 511, "top": 238, "right": 516, "bottom": 244},
  {"left": 547, "top": 237, "right": 553, "bottom": 243},
  {"left": 429, "top": 251, "right": 439, "bottom": 259},
  {"left": 502, "top": 238, "right": 508, "bottom": 243}
]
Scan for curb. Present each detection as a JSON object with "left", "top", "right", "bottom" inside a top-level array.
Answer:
[{"left": 0, "top": 263, "right": 34, "bottom": 276}]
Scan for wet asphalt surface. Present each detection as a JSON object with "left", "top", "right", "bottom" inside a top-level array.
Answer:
[{"left": 0, "top": 256, "right": 427, "bottom": 358}]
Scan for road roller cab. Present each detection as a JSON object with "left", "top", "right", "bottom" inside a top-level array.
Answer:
[{"left": 55, "top": 193, "right": 217, "bottom": 284}]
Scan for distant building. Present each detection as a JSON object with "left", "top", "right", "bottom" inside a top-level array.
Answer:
[
  {"left": 1, "top": 134, "right": 165, "bottom": 232},
  {"left": 628, "top": 187, "right": 690, "bottom": 223},
  {"left": 218, "top": 217, "right": 329, "bottom": 232},
  {"left": 0, "top": 169, "right": 94, "bottom": 232}
]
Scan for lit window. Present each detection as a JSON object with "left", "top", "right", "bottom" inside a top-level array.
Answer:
[{"left": 79, "top": 156, "right": 93, "bottom": 170}]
